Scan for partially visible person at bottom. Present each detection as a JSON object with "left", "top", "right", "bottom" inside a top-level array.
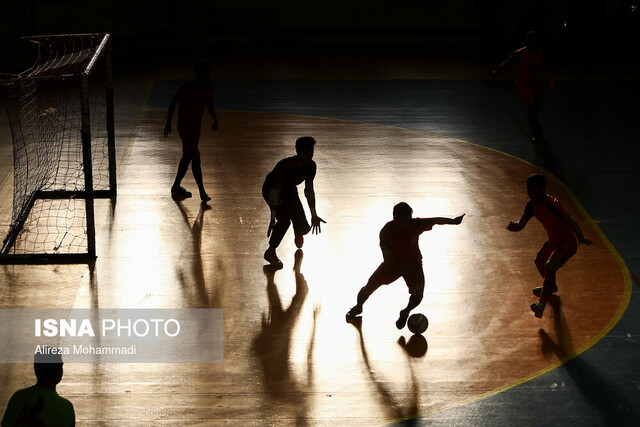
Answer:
[
  {"left": 164, "top": 60, "right": 219, "bottom": 202},
  {"left": 493, "top": 30, "right": 554, "bottom": 143},
  {"left": 2, "top": 353, "right": 75, "bottom": 427},
  {"left": 507, "top": 173, "right": 593, "bottom": 318},
  {"left": 346, "top": 202, "right": 465, "bottom": 329},
  {"left": 262, "top": 136, "right": 326, "bottom": 268}
]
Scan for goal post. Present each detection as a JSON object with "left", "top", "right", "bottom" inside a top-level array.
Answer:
[{"left": 0, "top": 33, "right": 116, "bottom": 263}]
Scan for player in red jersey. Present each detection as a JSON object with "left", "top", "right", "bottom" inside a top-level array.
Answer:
[
  {"left": 346, "top": 202, "right": 465, "bottom": 329},
  {"left": 164, "top": 60, "right": 219, "bottom": 202},
  {"left": 493, "top": 31, "right": 554, "bottom": 143},
  {"left": 507, "top": 174, "right": 593, "bottom": 318},
  {"left": 263, "top": 137, "right": 326, "bottom": 268}
]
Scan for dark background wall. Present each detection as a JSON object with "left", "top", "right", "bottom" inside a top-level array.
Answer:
[{"left": 1, "top": 0, "right": 638, "bottom": 72}]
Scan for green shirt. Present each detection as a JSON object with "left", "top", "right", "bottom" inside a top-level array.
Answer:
[{"left": 2, "top": 386, "right": 74, "bottom": 427}]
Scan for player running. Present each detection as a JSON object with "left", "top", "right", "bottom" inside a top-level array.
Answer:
[
  {"left": 493, "top": 31, "right": 554, "bottom": 143},
  {"left": 164, "top": 60, "right": 219, "bottom": 202},
  {"left": 346, "top": 202, "right": 464, "bottom": 329},
  {"left": 507, "top": 174, "right": 593, "bottom": 318},
  {"left": 263, "top": 136, "right": 326, "bottom": 268}
]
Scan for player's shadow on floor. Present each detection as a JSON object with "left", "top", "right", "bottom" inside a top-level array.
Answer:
[
  {"left": 348, "top": 318, "right": 427, "bottom": 425},
  {"left": 540, "top": 297, "right": 640, "bottom": 426},
  {"left": 533, "top": 139, "right": 563, "bottom": 181},
  {"left": 251, "top": 249, "right": 319, "bottom": 424},
  {"left": 174, "top": 201, "right": 220, "bottom": 308}
]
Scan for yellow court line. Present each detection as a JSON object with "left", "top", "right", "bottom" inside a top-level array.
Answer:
[
  {"left": 138, "top": 105, "right": 633, "bottom": 423},
  {"left": 367, "top": 120, "right": 634, "bottom": 425}
]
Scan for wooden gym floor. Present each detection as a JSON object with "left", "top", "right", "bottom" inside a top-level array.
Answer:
[{"left": 1, "top": 45, "right": 639, "bottom": 425}]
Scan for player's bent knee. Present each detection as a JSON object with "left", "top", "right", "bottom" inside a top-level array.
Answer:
[
  {"left": 545, "top": 265, "right": 559, "bottom": 276},
  {"left": 545, "top": 258, "right": 561, "bottom": 273}
]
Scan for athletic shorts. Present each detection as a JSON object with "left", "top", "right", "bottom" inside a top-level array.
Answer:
[
  {"left": 538, "top": 238, "right": 578, "bottom": 265},
  {"left": 178, "top": 126, "right": 201, "bottom": 156},
  {"left": 516, "top": 83, "right": 542, "bottom": 107},
  {"left": 367, "top": 262, "right": 425, "bottom": 296}
]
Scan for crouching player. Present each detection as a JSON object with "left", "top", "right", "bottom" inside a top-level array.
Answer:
[{"left": 507, "top": 174, "right": 592, "bottom": 318}]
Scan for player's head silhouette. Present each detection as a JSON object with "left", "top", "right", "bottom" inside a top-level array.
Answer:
[
  {"left": 295, "top": 136, "right": 315, "bottom": 160},
  {"left": 526, "top": 173, "right": 546, "bottom": 202},
  {"left": 393, "top": 202, "right": 413, "bottom": 220},
  {"left": 34, "top": 353, "right": 64, "bottom": 388}
]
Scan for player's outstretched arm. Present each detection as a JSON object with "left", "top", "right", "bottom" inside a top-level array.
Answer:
[
  {"left": 506, "top": 214, "right": 530, "bottom": 232},
  {"left": 492, "top": 61, "right": 506, "bottom": 75},
  {"left": 492, "top": 57, "right": 511, "bottom": 75},
  {"left": 565, "top": 213, "right": 593, "bottom": 245},
  {"left": 304, "top": 179, "right": 326, "bottom": 234},
  {"left": 493, "top": 49, "right": 519, "bottom": 76},
  {"left": 430, "top": 214, "right": 465, "bottom": 225}
]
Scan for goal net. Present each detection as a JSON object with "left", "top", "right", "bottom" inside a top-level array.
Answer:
[{"left": 0, "top": 33, "right": 116, "bottom": 263}]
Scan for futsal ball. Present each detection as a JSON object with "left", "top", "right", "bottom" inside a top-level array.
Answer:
[{"left": 407, "top": 313, "right": 429, "bottom": 334}]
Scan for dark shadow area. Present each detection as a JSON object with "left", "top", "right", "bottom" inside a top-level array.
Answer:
[
  {"left": 175, "top": 201, "right": 219, "bottom": 308},
  {"left": 3, "top": 1, "right": 638, "bottom": 76},
  {"left": 348, "top": 318, "right": 424, "bottom": 425},
  {"left": 539, "top": 297, "right": 640, "bottom": 426},
  {"left": 531, "top": 138, "right": 563, "bottom": 181},
  {"left": 398, "top": 334, "right": 428, "bottom": 359},
  {"left": 251, "top": 249, "right": 318, "bottom": 425},
  {"left": 507, "top": 106, "right": 564, "bottom": 181},
  {"left": 87, "top": 260, "right": 98, "bottom": 309}
]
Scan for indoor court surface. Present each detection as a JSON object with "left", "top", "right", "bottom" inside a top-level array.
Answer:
[{"left": 1, "top": 36, "right": 640, "bottom": 427}]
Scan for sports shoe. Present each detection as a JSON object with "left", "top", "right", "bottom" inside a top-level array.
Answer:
[
  {"left": 200, "top": 192, "right": 211, "bottom": 202},
  {"left": 171, "top": 186, "right": 192, "bottom": 199},
  {"left": 346, "top": 305, "right": 362, "bottom": 320},
  {"left": 532, "top": 283, "right": 558, "bottom": 297},
  {"left": 530, "top": 302, "right": 545, "bottom": 318},
  {"left": 294, "top": 234, "right": 304, "bottom": 249},
  {"left": 264, "top": 248, "right": 283, "bottom": 269},
  {"left": 396, "top": 310, "right": 409, "bottom": 329}
]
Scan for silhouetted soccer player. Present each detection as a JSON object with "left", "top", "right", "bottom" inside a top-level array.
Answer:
[
  {"left": 493, "top": 30, "right": 554, "bottom": 143},
  {"left": 507, "top": 174, "right": 592, "bottom": 318},
  {"left": 164, "top": 60, "right": 219, "bottom": 202},
  {"left": 2, "top": 354, "right": 75, "bottom": 426},
  {"left": 346, "top": 202, "right": 464, "bottom": 329},
  {"left": 263, "top": 136, "right": 325, "bottom": 268}
]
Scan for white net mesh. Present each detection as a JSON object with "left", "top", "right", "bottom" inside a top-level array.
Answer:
[{"left": 0, "top": 34, "right": 113, "bottom": 258}]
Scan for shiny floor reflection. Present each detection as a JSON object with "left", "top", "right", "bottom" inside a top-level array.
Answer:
[{"left": 0, "top": 110, "right": 627, "bottom": 425}]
